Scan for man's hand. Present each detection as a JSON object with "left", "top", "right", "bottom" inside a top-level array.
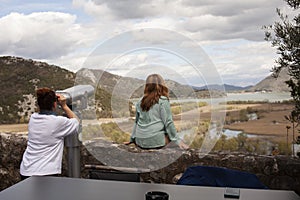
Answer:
[
  {"left": 56, "top": 94, "right": 79, "bottom": 122},
  {"left": 56, "top": 94, "right": 66, "bottom": 107}
]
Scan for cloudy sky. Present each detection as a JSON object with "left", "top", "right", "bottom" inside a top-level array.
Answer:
[{"left": 0, "top": 0, "right": 293, "bottom": 87}]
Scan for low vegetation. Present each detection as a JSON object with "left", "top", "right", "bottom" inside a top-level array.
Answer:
[
  {"left": 81, "top": 122, "right": 130, "bottom": 144},
  {"left": 171, "top": 101, "right": 208, "bottom": 115}
]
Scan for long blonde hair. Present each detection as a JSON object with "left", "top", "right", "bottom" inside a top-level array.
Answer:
[{"left": 141, "top": 74, "right": 169, "bottom": 111}]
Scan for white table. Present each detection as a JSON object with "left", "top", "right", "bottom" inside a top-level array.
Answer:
[{"left": 0, "top": 176, "right": 299, "bottom": 200}]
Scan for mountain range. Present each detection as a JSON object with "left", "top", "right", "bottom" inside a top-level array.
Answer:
[
  {"left": 0, "top": 56, "right": 290, "bottom": 124},
  {"left": 192, "top": 84, "right": 252, "bottom": 92}
]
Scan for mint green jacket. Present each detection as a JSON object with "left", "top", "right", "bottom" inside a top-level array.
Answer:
[{"left": 130, "top": 96, "right": 179, "bottom": 148}]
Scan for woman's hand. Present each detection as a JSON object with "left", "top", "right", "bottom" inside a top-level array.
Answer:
[
  {"left": 178, "top": 141, "right": 189, "bottom": 150},
  {"left": 123, "top": 141, "right": 133, "bottom": 145}
]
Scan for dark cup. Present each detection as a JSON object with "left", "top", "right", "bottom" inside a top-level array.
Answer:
[{"left": 145, "top": 191, "right": 169, "bottom": 200}]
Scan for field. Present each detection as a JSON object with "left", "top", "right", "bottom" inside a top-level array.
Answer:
[{"left": 224, "top": 103, "right": 294, "bottom": 139}]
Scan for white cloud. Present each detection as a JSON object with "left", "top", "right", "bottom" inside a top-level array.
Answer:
[
  {"left": 73, "top": 0, "right": 286, "bottom": 41},
  {"left": 0, "top": 12, "right": 88, "bottom": 59},
  {"left": 205, "top": 39, "right": 277, "bottom": 86},
  {"left": 73, "top": 0, "right": 114, "bottom": 20}
]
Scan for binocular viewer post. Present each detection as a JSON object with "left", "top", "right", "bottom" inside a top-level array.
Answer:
[{"left": 56, "top": 85, "right": 94, "bottom": 178}]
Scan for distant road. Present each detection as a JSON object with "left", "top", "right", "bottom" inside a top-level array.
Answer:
[{"left": 0, "top": 124, "right": 28, "bottom": 133}]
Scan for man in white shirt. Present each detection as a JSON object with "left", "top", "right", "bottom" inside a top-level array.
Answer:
[{"left": 20, "top": 87, "right": 79, "bottom": 179}]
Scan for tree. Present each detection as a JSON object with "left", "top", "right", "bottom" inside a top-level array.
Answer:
[
  {"left": 264, "top": 0, "right": 300, "bottom": 124},
  {"left": 236, "top": 132, "right": 248, "bottom": 151},
  {"left": 285, "top": 114, "right": 298, "bottom": 155}
]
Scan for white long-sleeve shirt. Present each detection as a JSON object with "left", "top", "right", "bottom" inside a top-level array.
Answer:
[{"left": 20, "top": 112, "right": 79, "bottom": 176}]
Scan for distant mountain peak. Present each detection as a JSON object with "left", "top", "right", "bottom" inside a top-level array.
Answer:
[{"left": 247, "top": 68, "right": 290, "bottom": 92}]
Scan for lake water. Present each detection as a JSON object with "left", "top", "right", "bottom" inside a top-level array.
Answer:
[
  {"left": 225, "top": 92, "right": 291, "bottom": 102},
  {"left": 171, "top": 92, "right": 292, "bottom": 105}
]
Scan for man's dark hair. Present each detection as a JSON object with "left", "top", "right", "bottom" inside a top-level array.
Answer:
[{"left": 36, "top": 87, "right": 56, "bottom": 111}]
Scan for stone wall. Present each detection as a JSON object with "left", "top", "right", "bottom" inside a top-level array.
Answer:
[{"left": 1, "top": 133, "right": 300, "bottom": 195}]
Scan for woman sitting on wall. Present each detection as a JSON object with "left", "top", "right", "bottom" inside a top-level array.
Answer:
[{"left": 124, "top": 74, "right": 188, "bottom": 150}]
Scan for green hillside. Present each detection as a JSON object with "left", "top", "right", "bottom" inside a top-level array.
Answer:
[{"left": 0, "top": 56, "right": 75, "bottom": 124}]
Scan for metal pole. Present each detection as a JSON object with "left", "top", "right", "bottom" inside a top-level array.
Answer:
[
  {"left": 65, "top": 133, "right": 81, "bottom": 178},
  {"left": 65, "top": 112, "right": 81, "bottom": 178}
]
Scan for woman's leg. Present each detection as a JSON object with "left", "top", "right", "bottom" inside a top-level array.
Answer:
[{"left": 165, "top": 135, "right": 170, "bottom": 145}]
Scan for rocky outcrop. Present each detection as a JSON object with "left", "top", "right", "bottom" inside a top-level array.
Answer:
[
  {"left": 0, "top": 133, "right": 27, "bottom": 189},
  {"left": 1, "top": 133, "right": 300, "bottom": 195}
]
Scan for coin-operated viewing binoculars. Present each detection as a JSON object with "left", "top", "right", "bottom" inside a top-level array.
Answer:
[
  {"left": 56, "top": 84, "right": 94, "bottom": 110},
  {"left": 56, "top": 85, "right": 94, "bottom": 178}
]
